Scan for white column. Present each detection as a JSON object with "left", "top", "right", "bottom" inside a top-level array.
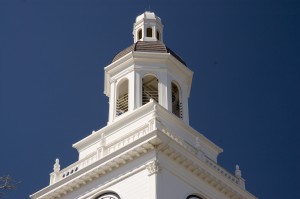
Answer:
[
  {"left": 128, "top": 71, "right": 135, "bottom": 112},
  {"left": 167, "top": 74, "right": 172, "bottom": 111},
  {"left": 153, "top": 26, "right": 156, "bottom": 41},
  {"left": 146, "top": 159, "right": 159, "bottom": 199},
  {"left": 181, "top": 82, "right": 189, "bottom": 124},
  {"left": 108, "top": 80, "right": 116, "bottom": 123},
  {"left": 158, "top": 71, "right": 168, "bottom": 110},
  {"left": 134, "top": 71, "right": 142, "bottom": 109}
]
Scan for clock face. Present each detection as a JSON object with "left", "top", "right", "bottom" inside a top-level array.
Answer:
[
  {"left": 97, "top": 196, "right": 116, "bottom": 199},
  {"left": 187, "top": 195, "right": 203, "bottom": 199},
  {"left": 96, "top": 193, "right": 120, "bottom": 199}
]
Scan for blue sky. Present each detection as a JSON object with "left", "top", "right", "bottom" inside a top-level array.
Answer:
[{"left": 0, "top": 0, "right": 299, "bottom": 198}]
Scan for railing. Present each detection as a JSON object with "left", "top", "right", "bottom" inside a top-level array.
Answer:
[
  {"left": 161, "top": 128, "right": 197, "bottom": 155},
  {"left": 204, "top": 157, "right": 240, "bottom": 185},
  {"left": 50, "top": 123, "right": 151, "bottom": 184},
  {"left": 59, "top": 152, "right": 97, "bottom": 180},
  {"left": 50, "top": 104, "right": 241, "bottom": 188},
  {"left": 160, "top": 125, "right": 243, "bottom": 188},
  {"left": 105, "top": 124, "right": 149, "bottom": 155}
]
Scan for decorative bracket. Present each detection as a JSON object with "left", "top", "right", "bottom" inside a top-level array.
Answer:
[{"left": 146, "top": 160, "right": 160, "bottom": 176}]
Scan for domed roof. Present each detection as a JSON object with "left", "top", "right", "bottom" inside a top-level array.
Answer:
[
  {"left": 112, "top": 41, "right": 186, "bottom": 66},
  {"left": 135, "top": 11, "right": 162, "bottom": 23}
]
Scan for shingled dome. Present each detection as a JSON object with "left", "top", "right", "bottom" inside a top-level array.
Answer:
[{"left": 112, "top": 41, "right": 186, "bottom": 66}]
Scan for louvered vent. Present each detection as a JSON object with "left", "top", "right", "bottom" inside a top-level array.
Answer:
[
  {"left": 142, "top": 86, "right": 159, "bottom": 105},
  {"left": 116, "top": 93, "right": 128, "bottom": 116}
]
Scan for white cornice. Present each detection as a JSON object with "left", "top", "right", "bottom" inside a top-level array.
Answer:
[{"left": 31, "top": 125, "right": 254, "bottom": 199}]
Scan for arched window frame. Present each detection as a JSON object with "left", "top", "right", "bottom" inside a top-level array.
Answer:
[
  {"left": 146, "top": 27, "right": 153, "bottom": 37},
  {"left": 138, "top": 29, "right": 142, "bottom": 40},
  {"left": 171, "top": 81, "right": 183, "bottom": 119},
  {"left": 142, "top": 73, "right": 159, "bottom": 105},
  {"left": 95, "top": 192, "right": 121, "bottom": 199},
  {"left": 116, "top": 78, "right": 129, "bottom": 117}
]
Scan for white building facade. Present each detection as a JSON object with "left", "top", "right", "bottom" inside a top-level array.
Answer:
[{"left": 30, "top": 12, "right": 257, "bottom": 199}]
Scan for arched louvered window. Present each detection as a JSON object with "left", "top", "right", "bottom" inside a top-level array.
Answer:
[
  {"left": 116, "top": 79, "right": 129, "bottom": 116},
  {"left": 95, "top": 192, "right": 120, "bottom": 199},
  {"left": 172, "top": 81, "right": 183, "bottom": 119},
  {"left": 142, "top": 75, "right": 158, "bottom": 105},
  {"left": 147, "top": 27, "right": 152, "bottom": 37},
  {"left": 138, "top": 29, "right": 142, "bottom": 40}
]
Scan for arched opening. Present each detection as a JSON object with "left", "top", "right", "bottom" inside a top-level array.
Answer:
[
  {"left": 156, "top": 30, "right": 160, "bottom": 40},
  {"left": 116, "top": 79, "right": 129, "bottom": 116},
  {"left": 142, "top": 75, "right": 158, "bottom": 105},
  {"left": 172, "top": 81, "right": 182, "bottom": 119},
  {"left": 138, "top": 29, "right": 142, "bottom": 40},
  {"left": 146, "top": 27, "right": 152, "bottom": 37},
  {"left": 95, "top": 192, "right": 120, "bottom": 199}
]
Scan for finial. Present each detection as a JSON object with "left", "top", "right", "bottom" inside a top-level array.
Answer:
[
  {"left": 53, "top": 158, "right": 60, "bottom": 173},
  {"left": 147, "top": 0, "right": 151, "bottom": 11},
  {"left": 153, "top": 103, "right": 158, "bottom": 112},
  {"left": 235, "top": 164, "right": 242, "bottom": 178},
  {"left": 195, "top": 137, "right": 201, "bottom": 149}
]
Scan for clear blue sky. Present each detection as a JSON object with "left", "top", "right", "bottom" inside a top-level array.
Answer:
[{"left": 0, "top": 0, "right": 299, "bottom": 198}]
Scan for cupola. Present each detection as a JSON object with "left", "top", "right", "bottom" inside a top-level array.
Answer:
[
  {"left": 133, "top": 11, "right": 163, "bottom": 42},
  {"left": 104, "top": 12, "right": 193, "bottom": 124}
]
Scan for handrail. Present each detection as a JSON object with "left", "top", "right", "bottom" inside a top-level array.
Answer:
[
  {"left": 50, "top": 123, "right": 150, "bottom": 184},
  {"left": 204, "top": 157, "right": 240, "bottom": 185}
]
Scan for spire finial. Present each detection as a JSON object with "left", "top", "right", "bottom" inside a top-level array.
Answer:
[{"left": 148, "top": 0, "right": 151, "bottom": 11}]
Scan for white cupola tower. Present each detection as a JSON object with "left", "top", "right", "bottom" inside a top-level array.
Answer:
[
  {"left": 133, "top": 11, "right": 163, "bottom": 42},
  {"left": 105, "top": 12, "right": 192, "bottom": 124},
  {"left": 31, "top": 11, "right": 257, "bottom": 199}
]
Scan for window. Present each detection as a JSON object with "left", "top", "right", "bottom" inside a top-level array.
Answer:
[
  {"left": 142, "top": 75, "right": 158, "bottom": 105},
  {"left": 172, "top": 81, "right": 182, "bottom": 119},
  {"left": 116, "top": 79, "right": 129, "bottom": 116},
  {"left": 138, "top": 29, "right": 142, "bottom": 40},
  {"left": 146, "top": 27, "right": 152, "bottom": 37},
  {"left": 95, "top": 192, "right": 120, "bottom": 199},
  {"left": 187, "top": 195, "right": 203, "bottom": 199},
  {"left": 156, "top": 30, "right": 160, "bottom": 40}
]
